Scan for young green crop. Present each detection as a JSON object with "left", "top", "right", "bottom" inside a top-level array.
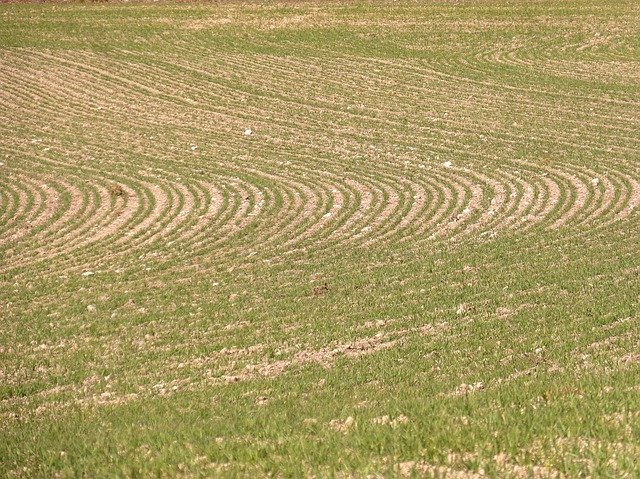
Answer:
[{"left": 1, "top": 0, "right": 639, "bottom": 476}]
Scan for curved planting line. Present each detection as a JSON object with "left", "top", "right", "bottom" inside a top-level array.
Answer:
[
  {"left": 1, "top": 174, "right": 61, "bottom": 247},
  {"left": 1, "top": 30, "right": 639, "bottom": 293},
  {"left": 0, "top": 172, "right": 34, "bottom": 240}
]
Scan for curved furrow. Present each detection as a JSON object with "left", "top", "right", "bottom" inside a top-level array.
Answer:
[
  {"left": 12, "top": 179, "right": 99, "bottom": 263},
  {"left": 496, "top": 32, "right": 640, "bottom": 85},
  {"left": 151, "top": 177, "right": 232, "bottom": 259},
  {"left": 440, "top": 47, "right": 640, "bottom": 108},
  {"left": 0, "top": 173, "right": 48, "bottom": 244},
  {"left": 0, "top": 172, "right": 36, "bottom": 241},
  {"left": 377, "top": 55, "right": 640, "bottom": 139},
  {"left": 546, "top": 166, "right": 597, "bottom": 229},
  {"left": 348, "top": 174, "right": 407, "bottom": 246},
  {"left": 452, "top": 166, "right": 516, "bottom": 241},
  {"left": 219, "top": 172, "right": 308, "bottom": 255},
  {"left": 529, "top": 172, "right": 564, "bottom": 230},
  {"left": 367, "top": 177, "right": 429, "bottom": 246},
  {"left": 0, "top": 180, "right": 16, "bottom": 230},
  {"left": 358, "top": 172, "right": 445, "bottom": 247},
  {"left": 560, "top": 163, "right": 617, "bottom": 228},
  {"left": 0, "top": 174, "right": 63, "bottom": 249},
  {"left": 71, "top": 183, "right": 141, "bottom": 253},
  {"left": 506, "top": 159, "right": 640, "bottom": 236},
  {"left": 279, "top": 174, "right": 351, "bottom": 250},
  {"left": 488, "top": 167, "right": 538, "bottom": 233},
  {"left": 547, "top": 159, "right": 640, "bottom": 244},
  {"left": 585, "top": 167, "right": 630, "bottom": 225},
  {"left": 0, "top": 56, "right": 122, "bottom": 128},
  {"left": 120, "top": 53, "right": 495, "bottom": 156},
  {"left": 473, "top": 163, "right": 561, "bottom": 239},
  {"left": 428, "top": 166, "right": 481, "bottom": 241},
  {"left": 99, "top": 45, "right": 640, "bottom": 165},
  {"left": 0, "top": 149, "right": 165, "bottom": 276},
  {"left": 1, "top": 33, "right": 638, "bottom": 286},
  {"left": 195, "top": 176, "right": 266, "bottom": 250},
  {"left": 163, "top": 179, "right": 226, "bottom": 248},
  {"left": 168, "top": 176, "right": 259, "bottom": 262},
  {"left": 232, "top": 167, "right": 383, "bottom": 254},
  {"left": 504, "top": 161, "right": 574, "bottom": 231},
  {"left": 0, "top": 174, "right": 148, "bottom": 276},
  {"left": 324, "top": 52, "right": 640, "bottom": 131},
  {"left": 111, "top": 180, "right": 177, "bottom": 251},
  {"left": 326, "top": 176, "right": 378, "bottom": 242},
  {"left": 1, "top": 141, "right": 270, "bottom": 272},
  {"left": 505, "top": 167, "right": 551, "bottom": 232},
  {"left": 614, "top": 161, "right": 640, "bottom": 222},
  {"left": 402, "top": 172, "right": 457, "bottom": 242},
  {"left": 11, "top": 163, "right": 150, "bottom": 263},
  {"left": 420, "top": 170, "right": 470, "bottom": 242},
  {"left": 45, "top": 177, "right": 152, "bottom": 275},
  {"left": 5, "top": 168, "right": 265, "bottom": 279},
  {"left": 35, "top": 51, "right": 308, "bottom": 141},
  {"left": 184, "top": 54, "right": 518, "bottom": 156},
  {"left": 329, "top": 175, "right": 394, "bottom": 245},
  {"left": 1, "top": 53, "right": 212, "bottom": 137},
  {"left": 136, "top": 173, "right": 203, "bottom": 250}
]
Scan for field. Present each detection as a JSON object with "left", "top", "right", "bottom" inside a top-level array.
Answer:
[{"left": 1, "top": 0, "right": 640, "bottom": 476}]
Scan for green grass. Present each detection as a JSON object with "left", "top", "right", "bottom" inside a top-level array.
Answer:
[{"left": 1, "top": 0, "right": 639, "bottom": 476}]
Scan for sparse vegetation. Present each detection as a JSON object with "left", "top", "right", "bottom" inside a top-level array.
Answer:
[{"left": 1, "top": 0, "right": 639, "bottom": 477}]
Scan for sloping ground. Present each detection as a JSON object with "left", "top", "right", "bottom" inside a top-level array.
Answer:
[{"left": 1, "top": 1, "right": 639, "bottom": 476}]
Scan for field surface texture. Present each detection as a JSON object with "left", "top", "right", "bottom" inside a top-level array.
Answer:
[{"left": 1, "top": 0, "right": 640, "bottom": 477}]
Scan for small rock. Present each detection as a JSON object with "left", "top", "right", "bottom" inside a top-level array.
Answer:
[
  {"left": 87, "top": 304, "right": 97, "bottom": 313},
  {"left": 591, "top": 178, "right": 600, "bottom": 186},
  {"left": 373, "top": 415, "right": 391, "bottom": 425},
  {"left": 313, "top": 282, "right": 329, "bottom": 296},
  {"left": 329, "top": 416, "right": 355, "bottom": 433},
  {"left": 81, "top": 271, "right": 94, "bottom": 277},
  {"left": 443, "top": 161, "right": 453, "bottom": 168},
  {"left": 244, "top": 128, "right": 253, "bottom": 136},
  {"left": 191, "top": 145, "right": 198, "bottom": 151}
]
